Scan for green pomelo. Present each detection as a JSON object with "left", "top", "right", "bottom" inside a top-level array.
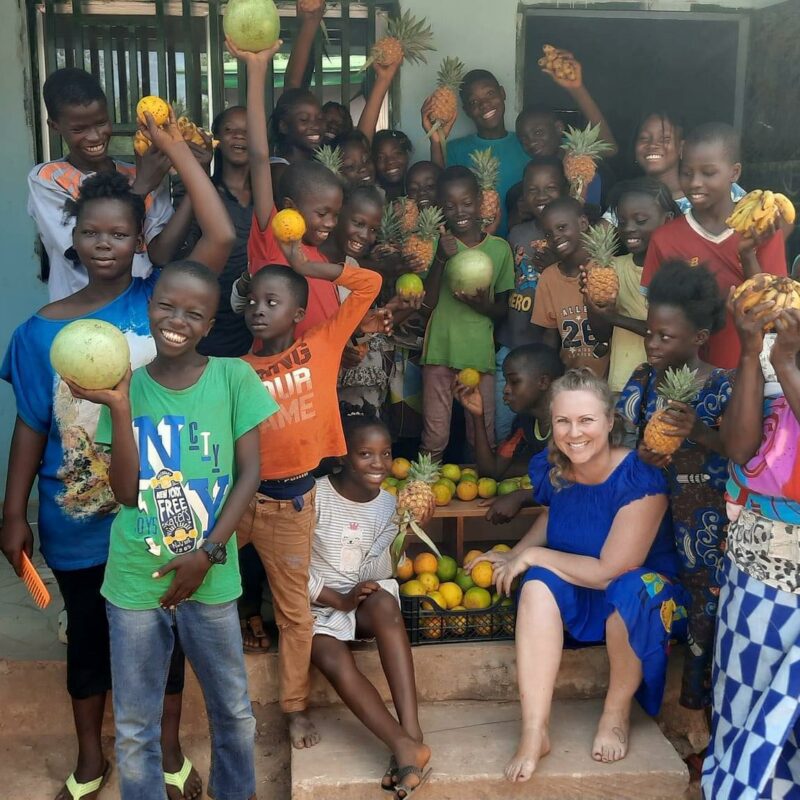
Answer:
[
  {"left": 224, "top": 0, "right": 281, "bottom": 53},
  {"left": 50, "top": 320, "right": 130, "bottom": 390}
]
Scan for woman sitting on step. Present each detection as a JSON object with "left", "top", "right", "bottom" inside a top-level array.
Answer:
[{"left": 467, "top": 368, "right": 688, "bottom": 782}]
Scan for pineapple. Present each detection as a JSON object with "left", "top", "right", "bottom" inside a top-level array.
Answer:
[
  {"left": 397, "top": 453, "right": 441, "bottom": 523},
  {"left": 426, "top": 56, "right": 466, "bottom": 139},
  {"left": 314, "top": 144, "right": 344, "bottom": 177},
  {"left": 643, "top": 366, "right": 704, "bottom": 456},
  {"left": 561, "top": 123, "right": 613, "bottom": 199},
  {"left": 395, "top": 196, "right": 420, "bottom": 234},
  {"left": 402, "top": 205, "right": 444, "bottom": 272},
  {"left": 731, "top": 273, "right": 800, "bottom": 331},
  {"left": 581, "top": 225, "right": 620, "bottom": 308},
  {"left": 363, "top": 11, "right": 435, "bottom": 70},
  {"left": 377, "top": 203, "right": 404, "bottom": 254},
  {"left": 469, "top": 148, "right": 501, "bottom": 230}
]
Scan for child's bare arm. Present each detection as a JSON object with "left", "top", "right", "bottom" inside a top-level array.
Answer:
[
  {"left": 453, "top": 288, "right": 510, "bottom": 321},
  {"left": 279, "top": 240, "right": 344, "bottom": 281},
  {"left": 453, "top": 383, "right": 506, "bottom": 478},
  {"left": 358, "top": 61, "right": 401, "bottom": 141},
  {"left": 0, "top": 418, "right": 45, "bottom": 575},
  {"left": 421, "top": 227, "right": 459, "bottom": 312},
  {"left": 420, "top": 96, "right": 453, "bottom": 168},
  {"left": 285, "top": 1, "right": 325, "bottom": 90},
  {"left": 227, "top": 38, "right": 283, "bottom": 231}
]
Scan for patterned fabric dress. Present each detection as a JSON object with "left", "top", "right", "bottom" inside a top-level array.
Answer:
[{"left": 616, "top": 363, "right": 733, "bottom": 709}]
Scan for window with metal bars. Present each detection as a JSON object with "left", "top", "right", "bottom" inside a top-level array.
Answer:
[{"left": 26, "top": 0, "right": 399, "bottom": 162}]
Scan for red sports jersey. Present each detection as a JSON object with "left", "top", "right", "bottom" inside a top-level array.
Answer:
[{"left": 642, "top": 213, "right": 787, "bottom": 369}]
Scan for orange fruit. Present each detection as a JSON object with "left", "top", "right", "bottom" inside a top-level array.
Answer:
[
  {"left": 421, "top": 614, "right": 443, "bottom": 639},
  {"left": 492, "top": 543, "right": 512, "bottom": 553},
  {"left": 441, "top": 464, "right": 462, "bottom": 482},
  {"left": 439, "top": 477, "right": 457, "bottom": 495},
  {"left": 463, "top": 549, "right": 485, "bottom": 567},
  {"left": 477, "top": 477, "right": 497, "bottom": 498},
  {"left": 456, "top": 481, "right": 479, "bottom": 501},
  {"left": 136, "top": 95, "right": 170, "bottom": 126},
  {"left": 432, "top": 481, "right": 453, "bottom": 506},
  {"left": 457, "top": 368, "right": 480, "bottom": 388},
  {"left": 461, "top": 468, "right": 478, "bottom": 479},
  {"left": 438, "top": 582, "right": 463, "bottom": 609},
  {"left": 413, "top": 552, "right": 438, "bottom": 576},
  {"left": 392, "top": 458, "right": 411, "bottom": 480},
  {"left": 400, "top": 579, "right": 425, "bottom": 597},
  {"left": 395, "top": 554, "right": 414, "bottom": 581},
  {"left": 271, "top": 208, "right": 307, "bottom": 243},
  {"left": 417, "top": 572, "right": 440, "bottom": 593},
  {"left": 463, "top": 586, "right": 492, "bottom": 609},
  {"left": 421, "top": 590, "right": 446, "bottom": 611},
  {"left": 445, "top": 607, "right": 468, "bottom": 637},
  {"left": 471, "top": 561, "right": 494, "bottom": 588}
]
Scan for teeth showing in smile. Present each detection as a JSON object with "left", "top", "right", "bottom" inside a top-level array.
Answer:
[
  {"left": 161, "top": 330, "right": 187, "bottom": 344},
  {"left": 645, "top": 154, "right": 663, "bottom": 160},
  {"left": 317, "top": 231, "right": 330, "bottom": 240},
  {"left": 482, "top": 109, "right": 497, "bottom": 120},
  {"left": 556, "top": 241, "right": 570, "bottom": 251},
  {"left": 567, "top": 441, "right": 589, "bottom": 450},
  {"left": 85, "top": 144, "right": 105, "bottom": 154},
  {"left": 307, "top": 135, "right": 321, "bottom": 143},
  {"left": 348, "top": 240, "right": 364, "bottom": 252}
]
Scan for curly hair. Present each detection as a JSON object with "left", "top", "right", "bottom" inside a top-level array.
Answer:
[
  {"left": 647, "top": 259, "right": 726, "bottom": 334},
  {"left": 65, "top": 171, "right": 146, "bottom": 231},
  {"left": 547, "top": 368, "right": 624, "bottom": 489}
]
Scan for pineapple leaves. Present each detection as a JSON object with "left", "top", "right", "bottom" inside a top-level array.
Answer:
[{"left": 390, "top": 512, "right": 442, "bottom": 571}]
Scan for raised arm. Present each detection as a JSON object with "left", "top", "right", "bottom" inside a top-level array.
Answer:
[
  {"left": 285, "top": 1, "right": 326, "bottom": 90},
  {"left": 357, "top": 60, "right": 401, "bottom": 142},
  {"left": 227, "top": 38, "right": 284, "bottom": 231}
]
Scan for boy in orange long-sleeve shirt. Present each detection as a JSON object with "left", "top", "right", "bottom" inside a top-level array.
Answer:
[{"left": 234, "top": 241, "right": 381, "bottom": 750}]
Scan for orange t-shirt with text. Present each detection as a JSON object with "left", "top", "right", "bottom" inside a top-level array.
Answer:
[
  {"left": 242, "top": 265, "right": 381, "bottom": 480},
  {"left": 247, "top": 208, "right": 340, "bottom": 339}
]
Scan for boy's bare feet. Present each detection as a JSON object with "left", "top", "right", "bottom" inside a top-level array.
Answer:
[
  {"left": 163, "top": 748, "right": 203, "bottom": 800},
  {"left": 391, "top": 739, "right": 431, "bottom": 799},
  {"left": 504, "top": 725, "right": 551, "bottom": 782},
  {"left": 288, "top": 710, "right": 320, "bottom": 749},
  {"left": 591, "top": 708, "right": 630, "bottom": 763}
]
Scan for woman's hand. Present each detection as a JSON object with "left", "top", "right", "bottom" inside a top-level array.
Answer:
[
  {"left": 156, "top": 550, "right": 212, "bottom": 608},
  {"left": 493, "top": 550, "right": 533, "bottom": 596},
  {"left": 728, "top": 284, "right": 778, "bottom": 357},
  {"left": 453, "top": 381, "right": 484, "bottom": 417},
  {"left": 338, "top": 580, "right": 380, "bottom": 612},
  {"left": 63, "top": 368, "right": 132, "bottom": 410},
  {"left": 771, "top": 308, "right": 800, "bottom": 366},
  {"left": 463, "top": 548, "right": 510, "bottom": 572}
]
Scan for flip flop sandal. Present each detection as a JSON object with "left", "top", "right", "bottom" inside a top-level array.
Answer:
[
  {"left": 393, "top": 764, "right": 432, "bottom": 799},
  {"left": 381, "top": 755, "right": 398, "bottom": 793},
  {"left": 164, "top": 756, "right": 199, "bottom": 798},
  {"left": 240, "top": 618, "right": 269, "bottom": 654},
  {"left": 64, "top": 762, "right": 112, "bottom": 799}
]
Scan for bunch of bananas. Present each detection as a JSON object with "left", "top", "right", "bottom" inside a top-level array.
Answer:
[
  {"left": 732, "top": 273, "right": 800, "bottom": 330},
  {"left": 133, "top": 115, "right": 217, "bottom": 157},
  {"left": 726, "top": 190, "right": 796, "bottom": 235},
  {"left": 537, "top": 44, "right": 579, "bottom": 82}
]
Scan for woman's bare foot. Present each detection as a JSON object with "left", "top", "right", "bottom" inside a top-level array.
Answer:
[
  {"left": 592, "top": 708, "right": 630, "bottom": 763},
  {"left": 504, "top": 725, "right": 551, "bottom": 782},
  {"left": 391, "top": 738, "right": 431, "bottom": 799},
  {"left": 288, "top": 710, "right": 320, "bottom": 749}
]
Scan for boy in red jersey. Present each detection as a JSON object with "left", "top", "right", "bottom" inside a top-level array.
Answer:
[{"left": 642, "top": 123, "right": 787, "bottom": 369}]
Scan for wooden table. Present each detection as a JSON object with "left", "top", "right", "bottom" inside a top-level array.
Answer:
[{"left": 430, "top": 500, "right": 542, "bottom": 562}]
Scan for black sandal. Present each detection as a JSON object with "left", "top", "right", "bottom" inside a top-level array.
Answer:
[
  {"left": 393, "top": 764, "right": 432, "bottom": 799},
  {"left": 381, "top": 755, "right": 398, "bottom": 793}
]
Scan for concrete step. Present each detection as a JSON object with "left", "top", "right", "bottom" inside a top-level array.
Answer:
[{"left": 291, "top": 699, "right": 690, "bottom": 800}]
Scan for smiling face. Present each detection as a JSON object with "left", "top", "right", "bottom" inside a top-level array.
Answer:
[
  {"left": 407, "top": 163, "right": 440, "bottom": 209},
  {"left": 679, "top": 140, "right": 741, "bottom": 213},
  {"left": 340, "top": 140, "right": 375, "bottom": 187},
  {"left": 72, "top": 198, "right": 143, "bottom": 283},
  {"left": 635, "top": 115, "right": 681, "bottom": 179},
  {"left": 341, "top": 424, "right": 393, "bottom": 492},
  {"left": 335, "top": 195, "right": 382, "bottom": 260},
  {"left": 216, "top": 107, "right": 248, "bottom": 167},
  {"left": 516, "top": 111, "right": 562, "bottom": 159},
  {"left": 463, "top": 78, "right": 506, "bottom": 134},
  {"left": 290, "top": 183, "right": 343, "bottom": 247},
  {"left": 244, "top": 272, "right": 306, "bottom": 343},
  {"left": 616, "top": 192, "right": 671, "bottom": 258},
  {"left": 524, "top": 164, "right": 567, "bottom": 220},
  {"left": 644, "top": 304, "right": 707, "bottom": 372},
  {"left": 551, "top": 388, "right": 613, "bottom": 467},
  {"left": 50, "top": 100, "right": 113, "bottom": 169},
  {"left": 149, "top": 273, "right": 217, "bottom": 356},
  {"left": 323, "top": 104, "right": 352, "bottom": 142},
  {"left": 280, "top": 99, "right": 324, "bottom": 154},
  {"left": 541, "top": 206, "right": 587, "bottom": 262},
  {"left": 375, "top": 139, "right": 410, "bottom": 187},
  {"left": 439, "top": 178, "right": 481, "bottom": 237}
]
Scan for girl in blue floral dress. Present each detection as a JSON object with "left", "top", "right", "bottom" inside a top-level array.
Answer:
[{"left": 617, "top": 260, "right": 731, "bottom": 712}]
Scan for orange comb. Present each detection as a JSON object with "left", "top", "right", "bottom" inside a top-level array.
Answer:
[{"left": 20, "top": 552, "right": 51, "bottom": 609}]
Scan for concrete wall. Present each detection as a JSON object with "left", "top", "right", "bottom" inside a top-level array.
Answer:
[{"left": 0, "top": 1, "right": 48, "bottom": 496}]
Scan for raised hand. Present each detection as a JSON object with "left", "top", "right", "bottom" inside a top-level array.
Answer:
[
  {"left": 541, "top": 48, "right": 583, "bottom": 90},
  {"left": 225, "top": 35, "right": 284, "bottom": 68}
]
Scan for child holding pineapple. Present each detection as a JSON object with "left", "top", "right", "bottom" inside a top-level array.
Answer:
[
  {"left": 419, "top": 166, "right": 515, "bottom": 461},
  {"left": 617, "top": 260, "right": 731, "bottom": 716},
  {"left": 641, "top": 122, "right": 788, "bottom": 369},
  {"left": 531, "top": 197, "right": 610, "bottom": 378}
]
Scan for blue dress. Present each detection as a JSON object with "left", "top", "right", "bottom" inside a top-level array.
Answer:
[{"left": 521, "top": 450, "right": 687, "bottom": 715}]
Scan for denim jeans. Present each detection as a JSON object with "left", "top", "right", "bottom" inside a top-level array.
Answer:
[
  {"left": 494, "top": 345, "right": 514, "bottom": 443},
  {"left": 107, "top": 600, "right": 256, "bottom": 800}
]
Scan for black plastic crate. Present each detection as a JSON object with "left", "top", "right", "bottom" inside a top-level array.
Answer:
[{"left": 400, "top": 594, "right": 516, "bottom": 645}]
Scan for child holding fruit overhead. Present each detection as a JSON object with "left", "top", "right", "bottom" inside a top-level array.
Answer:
[
  {"left": 2, "top": 106, "right": 234, "bottom": 800},
  {"left": 308, "top": 405, "right": 432, "bottom": 798},
  {"left": 419, "top": 166, "right": 515, "bottom": 461}
]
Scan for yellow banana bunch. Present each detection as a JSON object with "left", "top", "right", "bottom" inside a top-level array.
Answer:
[
  {"left": 732, "top": 273, "right": 800, "bottom": 330},
  {"left": 727, "top": 189, "right": 796, "bottom": 235}
]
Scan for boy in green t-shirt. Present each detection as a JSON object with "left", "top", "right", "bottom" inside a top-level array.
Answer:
[
  {"left": 72, "top": 261, "right": 277, "bottom": 800},
  {"left": 420, "top": 166, "right": 515, "bottom": 460}
]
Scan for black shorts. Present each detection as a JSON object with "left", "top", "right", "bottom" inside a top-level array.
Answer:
[{"left": 52, "top": 563, "right": 185, "bottom": 699}]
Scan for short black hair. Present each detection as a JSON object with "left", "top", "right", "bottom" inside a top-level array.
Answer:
[
  {"left": 43, "top": 68, "right": 107, "bottom": 121},
  {"left": 540, "top": 196, "right": 585, "bottom": 221},
  {"left": 372, "top": 129, "right": 413, "bottom": 157},
  {"left": 437, "top": 165, "right": 479, "bottom": 197},
  {"left": 460, "top": 69, "right": 500, "bottom": 105},
  {"left": 608, "top": 177, "right": 681, "bottom": 219},
  {"left": 647, "top": 260, "right": 726, "bottom": 333},
  {"left": 339, "top": 130, "right": 371, "bottom": 151},
  {"left": 278, "top": 160, "right": 343, "bottom": 205},
  {"left": 407, "top": 160, "right": 442, "bottom": 181},
  {"left": 322, "top": 101, "right": 354, "bottom": 135},
  {"left": 523, "top": 156, "right": 568, "bottom": 186},
  {"left": 339, "top": 401, "right": 389, "bottom": 448},
  {"left": 504, "top": 343, "right": 565, "bottom": 378},
  {"left": 506, "top": 181, "right": 523, "bottom": 216},
  {"left": 517, "top": 105, "right": 559, "bottom": 127},
  {"left": 343, "top": 184, "right": 383, "bottom": 211},
  {"left": 251, "top": 265, "right": 309, "bottom": 308},
  {"left": 683, "top": 122, "right": 741, "bottom": 163},
  {"left": 158, "top": 260, "right": 221, "bottom": 305},
  {"left": 66, "top": 171, "right": 145, "bottom": 231}
]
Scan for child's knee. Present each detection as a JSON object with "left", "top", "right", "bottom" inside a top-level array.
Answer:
[{"left": 363, "top": 589, "right": 403, "bottom": 625}]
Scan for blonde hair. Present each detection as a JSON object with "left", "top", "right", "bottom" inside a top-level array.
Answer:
[{"left": 547, "top": 368, "right": 623, "bottom": 488}]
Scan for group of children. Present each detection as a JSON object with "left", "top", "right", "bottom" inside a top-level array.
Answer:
[{"left": 1, "top": 9, "right": 798, "bottom": 799}]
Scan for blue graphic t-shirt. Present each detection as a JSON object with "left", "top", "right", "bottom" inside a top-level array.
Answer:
[
  {"left": 98, "top": 358, "right": 277, "bottom": 610},
  {"left": 0, "top": 276, "right": 159, "bottom": 570}
]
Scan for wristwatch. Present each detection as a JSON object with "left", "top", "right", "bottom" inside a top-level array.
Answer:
[{"left": 200, "top": 540, "right": 227, "bottom": 565}]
